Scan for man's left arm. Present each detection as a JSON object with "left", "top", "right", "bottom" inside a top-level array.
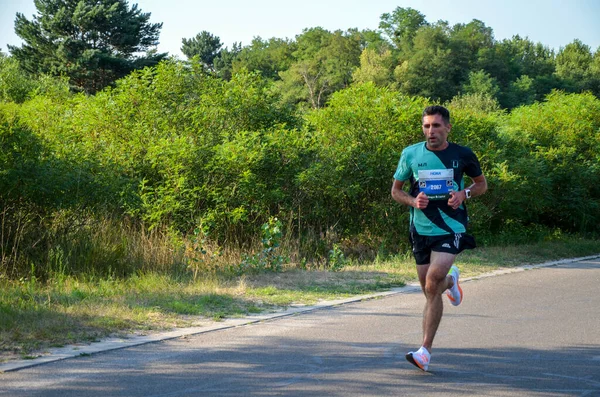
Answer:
[
  {"left": 466, "top": 174, "right": 487, "bottom": 198},
  {"left": 448, "top": 174, "right": 487, "bottom": 209}
]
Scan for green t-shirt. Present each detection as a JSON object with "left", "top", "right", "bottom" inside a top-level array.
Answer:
[{"left": 394, "top": 142, "right": 482, "bottom": 236}]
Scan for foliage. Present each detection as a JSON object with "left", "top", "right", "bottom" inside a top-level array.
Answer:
[
  {"left": 213, "top": 42, "right": 242, "bottom": 80},
  {"left": 277, "top": 28, "right": 362, "bottom": 108},
  {"left": 394, "top": 22, "right": 463, "bottom": 102},
  {"left": 8, "top": 0, "right": 166, "bottom": 94},
  {"left": 181, "top": 31, "right": 222, "bottom": 70},
  {"left": 185, "top": 225, "right": 221, "bottom": 280},
  {"left": 496, "top": 91, "right": 600, "bottom": 233},
  {"left": 352, "top": 48, "right": 395, "bottom": 87},
  {"left": 555, "top": 39, "right": 598, "bottom": 94},
  {"left": 489, "top": 36, "right": 557, "bottom": 108},
  {"left": 327, "top": 244, "right": 348, "bottom": 271},
  {"left": 379, "top": 7, "right": 428, "bottom": 51},
  {"left": 231, "top": 217, "right": 287, "bottom": 275},
  {"left": 5, "top": 3, "right": 600, "bottom": 106},
  {"left": 232, "top": 37, "right": 295, "bottom": 80},
  {"left": 0, "top": 54, "right": 37, "bottom": 103},
  {"left": 462, "top": 70, "right": 500, "bottom": 98}
]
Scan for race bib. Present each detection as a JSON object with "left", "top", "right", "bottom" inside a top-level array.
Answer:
[{"left": 418, "top": 169, "right": 454, "bottom": 200}]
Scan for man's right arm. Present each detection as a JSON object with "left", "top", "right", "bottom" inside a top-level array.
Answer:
[{"left": 391, "top": 179, "right": 429, "bottom": 209}]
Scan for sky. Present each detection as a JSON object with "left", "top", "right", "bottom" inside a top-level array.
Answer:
[{"left": 1, "top": 0, "right": 599, "bottom": 58}]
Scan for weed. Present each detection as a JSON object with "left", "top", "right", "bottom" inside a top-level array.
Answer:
[
  {"left": 185, "top": 225, "right": 221, "bottom": 280},
  {"left": 231, "top": 217, "right": 288, "bottom": 275},
  {"left": 328, "top": 244, "right": 347, "bottom": 271}
]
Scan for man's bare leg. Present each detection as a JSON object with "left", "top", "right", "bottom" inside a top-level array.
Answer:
[{"left": 416, "top": 251, "right": 456, "bottom": 352}]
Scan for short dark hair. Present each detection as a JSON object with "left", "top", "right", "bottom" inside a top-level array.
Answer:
[{"left": 422, "top": 105, "right": 450, "bottom": 124}]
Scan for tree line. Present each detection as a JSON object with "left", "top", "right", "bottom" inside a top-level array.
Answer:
[
  {"left": 194, "top": 14, "right": 599, "bottom": 110},
  {"left": 4, "top": 2, "right": 599, "bottom": 110}
]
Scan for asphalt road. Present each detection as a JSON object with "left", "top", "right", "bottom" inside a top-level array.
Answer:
[{"left": 1, "top": 259, "right": 599, "bottom": 396}]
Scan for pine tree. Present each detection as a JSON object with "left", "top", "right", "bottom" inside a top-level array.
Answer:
[
  {"left": 9, "top": 0, "right": 166, "bottom": 94},
  {"left": 181, "top": 31, "right": 222, "bottom": 70}
]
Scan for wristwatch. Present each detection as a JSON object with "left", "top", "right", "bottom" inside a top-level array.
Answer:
[{"left": 464, "top": 189, "right": 472, "bottom": 199}]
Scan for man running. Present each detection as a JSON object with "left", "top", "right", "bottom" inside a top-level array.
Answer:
[{"left": 391, "top": 105, "right": 487, "bottom": 371}]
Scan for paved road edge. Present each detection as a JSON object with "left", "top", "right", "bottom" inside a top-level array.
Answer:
[{"left": 2, "top": 254, "right": 599, "bottom": 373}]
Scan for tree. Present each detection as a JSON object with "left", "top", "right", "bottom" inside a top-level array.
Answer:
[
  {"left": 278, "top": 60, "right": 327, "bottom": 109},
  {"left": 503, "top": 75, "right": 536, "bottom": 108},
  {"left": 277, "top": 28, "right": 362, "bottom": 108},
  {"left": 352, "top": 48, "right": 394, "bottom": 86},
  {"left": 451, "top": 20, "right": 494, "bottom": 55},
  {"left": 589, "top": 48, "right": 600, "bottom": 96},
  {"left": 393, "top": 22, "right": 461, "bottom": 101},
  {"left": 9, "top": 0, "right": 166, "bottom": 94},
  {"left": 555, "top": 39, "right": 593, "bottom": 92},
  {"left": 450, "top": 19, "right": 495, "bottom": 76},
  {"left": 379, "top": 7, "right": 428, "bottom": 52},
  {"left": 462, "top": 70, "right": 500, "bottom": 98},
  {"left": 358, "top": 29, "right": 393, "bottom": 53},
  {"left": 0, "top": 53, "right": 37, "bottom": 103},
  {"left": 181, "top": 31, "right": 222, "bottom": 70},
  {"left": 476, "top": 36, "right": 557, "bottom": 107},
  {"left": 488, "top": 37, "right": 555, "bottom": 87},
  {"left": 232, "top": 37, "right": 295, "bottom": 80},
  {"left": 213, "top": 42, "right": 241, "bottom": 80}
]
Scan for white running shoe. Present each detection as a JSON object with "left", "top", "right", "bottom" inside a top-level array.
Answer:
[
  {"left": 405, "top": 346, "right": 430, "bottom": 371},
  {"left": 446, "top": 265, "right": 463, "bottom": 306}
]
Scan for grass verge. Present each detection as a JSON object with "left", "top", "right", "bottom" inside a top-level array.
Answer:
[{"left": 1, "top": 237, "right": 598, "bottom": 362}]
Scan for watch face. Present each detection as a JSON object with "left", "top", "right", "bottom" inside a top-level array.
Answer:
[{"left": 465, "top": 189, "right": 471, "bottom": 199}]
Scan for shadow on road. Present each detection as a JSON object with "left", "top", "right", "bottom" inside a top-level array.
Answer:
[{"left": 11, "top": 336, "right": 597, "bottom": 397}]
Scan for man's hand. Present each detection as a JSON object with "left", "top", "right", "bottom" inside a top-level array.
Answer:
[
  {"left": 414, "top": 192, "right": 429, "bottom": 209},
  {"left": 447, "top": 191, "right": 465, "bottom": 210}
]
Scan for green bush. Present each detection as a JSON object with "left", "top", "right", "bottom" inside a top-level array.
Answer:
[
  {"left": 497, "top": 91, "right": 600, "bottom": 233},
  {"left": 1, "top": 58, "right": 598, "bottom": 279}
]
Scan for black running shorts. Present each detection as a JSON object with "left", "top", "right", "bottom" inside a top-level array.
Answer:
[{"left": 409, "top": 231, "right": 476, "bottom": 265}]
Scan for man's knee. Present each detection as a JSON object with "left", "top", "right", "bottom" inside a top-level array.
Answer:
[{"left": 424, "top": 274, "right": 446, "bottom": 297}]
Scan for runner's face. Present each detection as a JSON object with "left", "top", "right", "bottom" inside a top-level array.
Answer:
[{"left": 422, "top": 114, "right": 451, "bottom": 150}]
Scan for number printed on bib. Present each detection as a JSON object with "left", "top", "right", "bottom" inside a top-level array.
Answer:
[{"left": 418, "top": 169, "right": 454, "bottom": 200}]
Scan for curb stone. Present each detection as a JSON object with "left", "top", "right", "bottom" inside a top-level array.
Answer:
[{"left": 1, "top": 254, "right": 599, "bottom": 373}]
